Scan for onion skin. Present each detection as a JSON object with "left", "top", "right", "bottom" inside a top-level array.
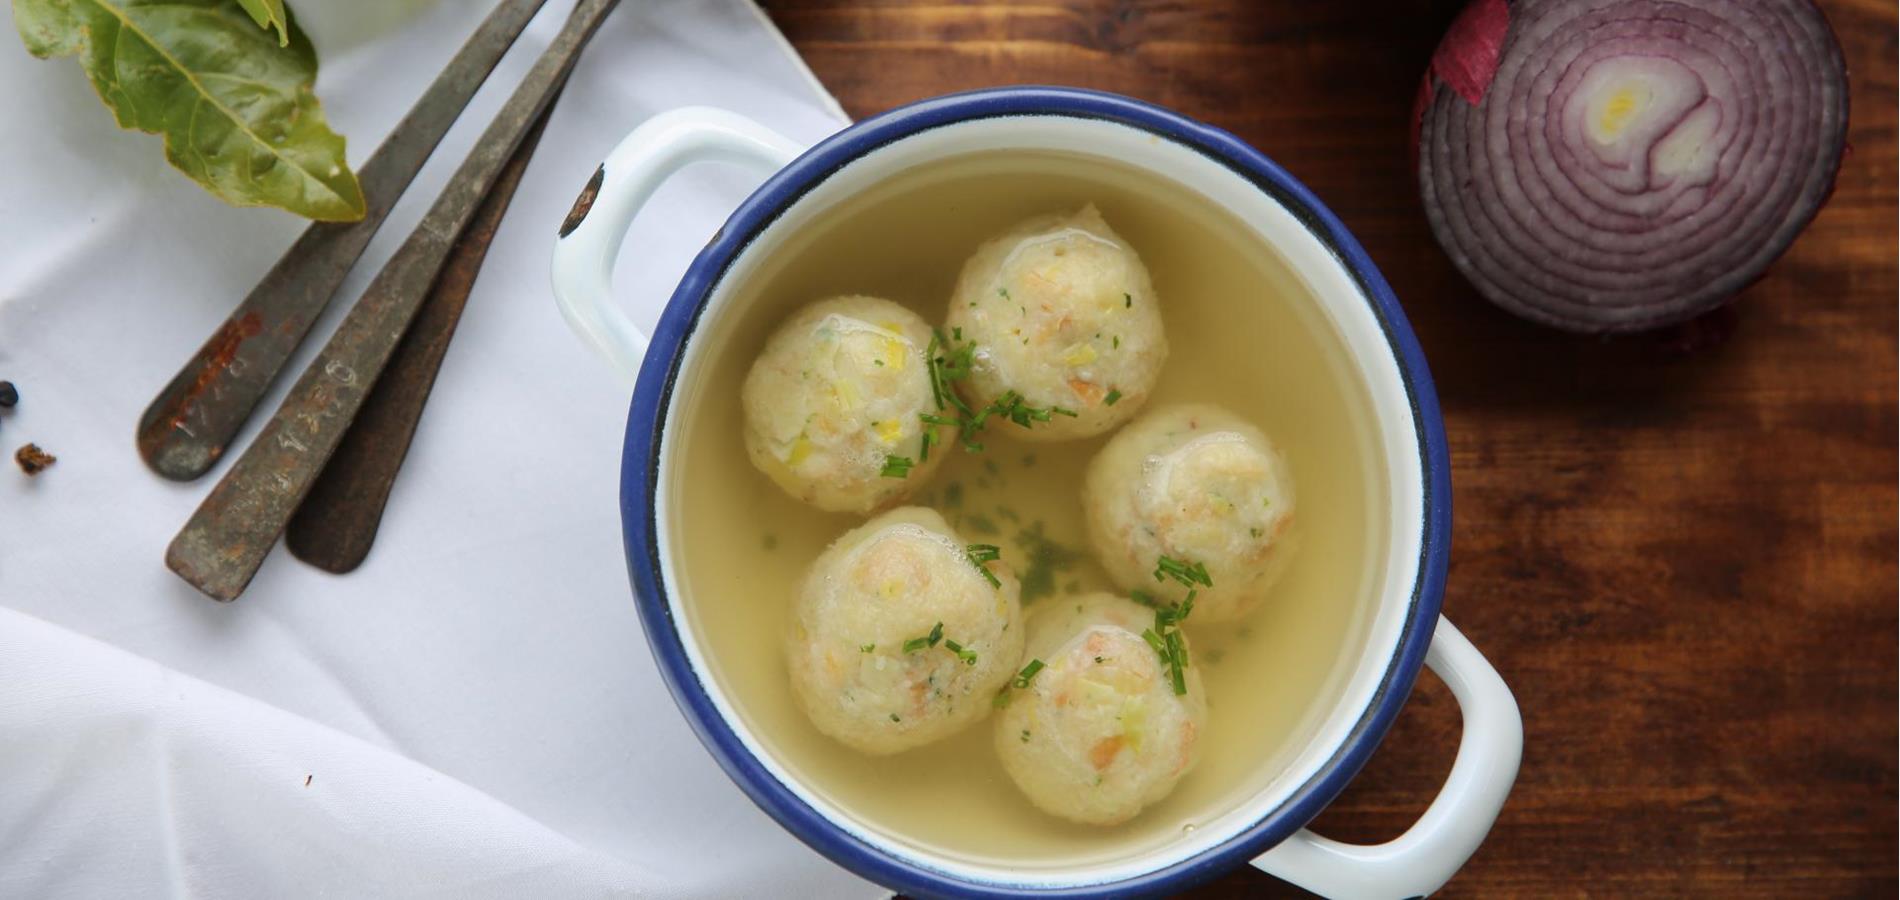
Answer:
[{"left": 1416, "top": 0, "right": 1850, "bottom": 334}]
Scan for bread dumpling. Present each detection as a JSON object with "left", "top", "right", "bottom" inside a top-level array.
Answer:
[
  {"left": 787, "top": 507, "right": 1025, "bottom": 754},
  {"left": 994, "top": 593, "right": 1206, "bottom": 825},
  {"left": 742, "top": 295, "right": 946, "bottom": 513},
  {"left": 944, "top": 205, "right": 1167, "bottom": 441},
  {"left": 1083, "top": 404, "right": 1297, "bottom": 624}
]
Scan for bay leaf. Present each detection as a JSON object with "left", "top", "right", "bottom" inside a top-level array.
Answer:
[
  {"left": 234, "top": 0, "right": 288, "bottom": 46},
  {"left": 13, "top": 0, "right": 365, "bottom": 221}
]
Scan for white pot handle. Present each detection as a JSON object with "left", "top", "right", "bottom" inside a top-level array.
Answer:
[
  {"left": 551, "top": 107, "right": 803, "bottom": 381},
  {"left": 1253, "top": 616, "right": 1522, "bottom": 899}
]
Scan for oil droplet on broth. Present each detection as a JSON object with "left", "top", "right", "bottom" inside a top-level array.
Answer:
[{"left": 669, "top": 149, "right": 1384, "bottom": 867}]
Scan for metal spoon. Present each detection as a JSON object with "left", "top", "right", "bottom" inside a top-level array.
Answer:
[
  {"left": 136, "top": 0, "right": 552, "bottom": 482},
  {"left": 167, "top": 0, "right": 622, "bottom": 601},
  {"left": 284, "top": 93, "right": 558, "bottom": 575}
]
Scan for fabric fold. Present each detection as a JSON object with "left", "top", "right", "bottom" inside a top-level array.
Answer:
[{"left": 0, "top": 0, "right": 873, "bottom": 895}]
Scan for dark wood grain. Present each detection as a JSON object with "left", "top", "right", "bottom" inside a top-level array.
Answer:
[{"left": 765, "top": 1, "right": 1899, "bottom": 895}]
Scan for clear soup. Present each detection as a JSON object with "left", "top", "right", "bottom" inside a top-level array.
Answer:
[{"left": 663, "top": 150, "right": 1386, "bottom": 869}]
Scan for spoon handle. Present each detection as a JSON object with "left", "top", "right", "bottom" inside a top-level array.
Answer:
[
  {"left": 136, "top": 0, "right": 553, "bottom": 482},
  {"left": 168, "top": 0, "right": 622, "bottom": 601},
  {"left": 284, "top": 95, "right": 556, "bottom": 575}
]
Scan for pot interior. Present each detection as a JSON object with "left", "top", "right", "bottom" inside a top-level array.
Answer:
[{"left": 652, "top": 115, "right": 1426, "bottom": 887}]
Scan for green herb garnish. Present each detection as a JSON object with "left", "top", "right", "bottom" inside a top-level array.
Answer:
[
  {"left": 1104, "top": 388, "right": 1123, "bottom": 406},
  {"left": 1017, "top": 522, "right": 1083, "bottom": 604},
  {"left": 1124, "top": 293, "right": 1133, "bottom": 308},
  {"left": 925, "top": 329, "right": 992, "bottom": 452},
  {"left": 975, "top": 390, "right": 1077, "bottom": 431},
  {"left": 1154, "top": 554, "right": 1213, "bottom": 588},
  {"left": 880, "top": 455, "right": 915, "bottom": 478},
  {"left": 902, "top": 622, "right": 945, "bottom": 653},
  {"left": 926, "top": 331, "right": 1077, "bottom": 450},
  {"left": 923, "top": 324, "right": 1079, "bottom": 450},
  {"left": 920, "top": 411, "right": 960, "bottom": 462},
  {"left": 944, "top": 638, "right": 978, "bottom": 665},
  {"left": 1142, "top": 557, "right": 1206, "bottom": 695},
  {"left": 925, "top": 329, "right": 977, "bottom": 416},
  {"left": 966, "top": 544, "right": 1003, "bottom": 588},
  {"left": 860, "top": 643, "right": 875, "bottom": 653},
  {"left": 992, "top": 657, "right": 1048, "bottom": 708},
  {"left": 1013, "top": 658, "right": 1046, "bottom": 688}
]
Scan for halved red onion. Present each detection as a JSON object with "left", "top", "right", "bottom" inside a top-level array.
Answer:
[{"left": 1415, "top": 0, "right": 1849, "bottom": 333}]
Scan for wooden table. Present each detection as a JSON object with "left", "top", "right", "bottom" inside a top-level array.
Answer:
[{"left": 765, "top": 1, "right": 1899, "bottom": 895}]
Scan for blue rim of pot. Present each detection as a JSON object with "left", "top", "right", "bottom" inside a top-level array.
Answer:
[{"left": 619, "top": 86, "right": 1451, "bottom": 899}]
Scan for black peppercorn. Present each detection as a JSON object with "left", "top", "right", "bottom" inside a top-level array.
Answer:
[{"left": 0, "top": 381, "right": 15, "bottom": 408}]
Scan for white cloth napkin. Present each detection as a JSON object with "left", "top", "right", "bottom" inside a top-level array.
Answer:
[{"left": 0, "top": 0, "right": 877, "bottom": 895}]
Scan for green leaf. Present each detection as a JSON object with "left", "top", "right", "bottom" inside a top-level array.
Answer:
[
  {"left": 13, "top": 0, "right": 365, "bottom": 221},
  {"left": 233, "top": 0, "right": 287, "bottom": 46}
]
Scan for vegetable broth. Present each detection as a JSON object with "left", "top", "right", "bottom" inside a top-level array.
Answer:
[{"left": 666, "top": 151, "right": 1385, "bottom": 867}]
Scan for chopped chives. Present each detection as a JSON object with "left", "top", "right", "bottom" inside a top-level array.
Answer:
[
  {"left": 992, "top": 657, "right": 1045, "bottom": 708},
  {"left": 880, "top": 455, "right": 915, "bottom": 478},
  {"left": 966, "top": 544, "right": 1003, "bottom": 588},
  {"left": 1143, "top": 555, "right": 1208, "bottom": 695},
  {"left": 902, "top": 622, "right": 944, "bottom": 653},
  {"left": 1154, "top": 636, "right": 1187, "bottom": 691},
  {"left": 944, "top": 638, "right": 978, "bottom": 665},
  {"left": 1153, "top": 554, "right": 1213, "bottom": 588},
  {"left": 1013, "top": 658, "right": 1046, "bottom": 688}
]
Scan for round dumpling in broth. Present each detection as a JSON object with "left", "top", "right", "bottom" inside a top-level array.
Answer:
[
  {"left": 1083, "top": 403, "right": 1297, "bottom": 625},
  {"left": 742, "top": 295, "right": 945, "bottom": 514},
  {"left": 994, "top": 593, "right": 1206, "bottom": 825},
  {"left": 944, "top": 205, "right": 1167, "bottom": 441},
  {"left": 787, "top": 507, "right": 1025, "bottom": 755}
]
